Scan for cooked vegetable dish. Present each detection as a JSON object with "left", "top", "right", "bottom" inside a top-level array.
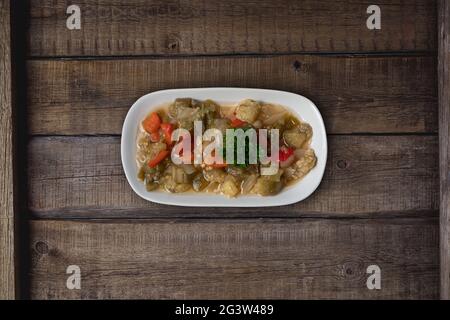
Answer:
[{"left": 136, "top": 98, "right": 317, "bottom": 197}]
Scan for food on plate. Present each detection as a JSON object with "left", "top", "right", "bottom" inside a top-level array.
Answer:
[{"left": 136, "top": 98, "right": 317, "bottom": 197}]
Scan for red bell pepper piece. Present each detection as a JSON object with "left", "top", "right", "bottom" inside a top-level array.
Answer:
[
  {"left": 143, "top": 112, "right": 161, "bottom": 134},
  {"left": 148, "top": 150, "right": 169, "bottom": 168},
  {"left": 279, "top": 146, "right": 294, "bottom": 162},
  {"left": 160, "top": 123, "right": 174, "bottom": 145},
  {"left": 230, "top": 118, "right": 247, "bottom": 128}
]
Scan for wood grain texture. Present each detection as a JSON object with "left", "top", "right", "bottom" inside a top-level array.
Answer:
[
  {"left": 28, "top": 0, "right": 437, "bottom": 57},
  {"left": 27, "top": 55, "right": 437, "bottom": 135},
  {"left": 28, "top": 135, "right": 438, "bottom": 219},
  {"left": 0, "top": 0, "right": 17, "bottom": 299},
  {"left": 439, "top": 0, "right": 450, "bottom": 300},
  {"left": 29, "top": 218, "right": 439, "bottom": 299}
]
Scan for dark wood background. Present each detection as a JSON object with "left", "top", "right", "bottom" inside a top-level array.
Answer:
[
  {"left": 438, "top": 0, "right": 450, "bottom": 299},
  {"left": 9, "top": 0, "right": 443, "bottom": 299}
]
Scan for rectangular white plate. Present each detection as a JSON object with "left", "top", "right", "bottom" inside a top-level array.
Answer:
[{"left": 121, "top": 88, "right": 327, "bottom": 207}]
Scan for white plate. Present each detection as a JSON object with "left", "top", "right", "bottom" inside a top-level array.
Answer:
[{"left": 121, "top": 88, "right": 327, "bottom": 207}]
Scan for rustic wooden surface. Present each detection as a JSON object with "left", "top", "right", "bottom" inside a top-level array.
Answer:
[
  {"left": 439, "top": 0, "right": 450, "bottom": 300},
  {"left": 27, "top": 55, "right": 437, "bottom": 135},
  {"left": 21, "top": 0, "right": 441, "bottom": 299},
  {"left": 0, "top": 0, "right": 17, "bottom": 299},
  {"left": 29, "top": 218, "right": 438, "bottom": 299},
  {"left": 28, "top": 135, "right": 438, "bottom": 219},
  {"left": 28, "top": 0, "right": 436, "bottom": 56}
]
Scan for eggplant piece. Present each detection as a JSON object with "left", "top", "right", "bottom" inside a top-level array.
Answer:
[
  {"left": 241, "top": 174, "right": 258, "bottom": 194},
  {"left": 192, "top": 173, "right": 209, "bottom": 192},
  {"left": 252, "top": 177, "right": 283, "bottom": 196},
  {"left": 286, "top": 149, "right": 317, "bottom": 181},
  {"left": 162, "top": 175, "right": 191, "bottom": 193},
  {"left": 145, "top": 181, "right": 159, "bottom": 191},
  {"left": 283, "top": 123, "right": 312, "bottom": 149},
  {"left": 235, "top": 99, "right": 261, "bottom": 123},
  {"left": 203, "top": 168, "right": 226, "bottom": 183},
  {"left": 252, "top": 170, "right": 284, "bottom": 196},
  {"left": 221, "top": 176, "right": 240, "bottom": 197},
  {"left": 174, "top": 98, "right": 193, "bottom": 108},
  {"left": 138, "top": 166, "right": 146, "bottom": 181}
]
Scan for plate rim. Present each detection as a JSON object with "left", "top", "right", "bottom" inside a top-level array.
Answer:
[{"left": 121, "top": 87, "right": 328, "bottom": 207}]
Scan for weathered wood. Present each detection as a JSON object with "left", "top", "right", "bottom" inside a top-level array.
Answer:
[
  {"left": 439, "top": 0, "right": 450, "bottom": 300},
  {"left": 28, "top": 0, "right": 437, "bottom": 57},
  {"left": 28, "top": 135, "right": 438, "bottom": 219},
  {"left": 27, "top": 55, "right": 437, "bottom": 135},
  {"left": 0, "top": 0, "right": 17, "bottom": 299},
  {"left": 29, "top": 218, "right": 439, "bottom": 299},
  {"left": 23, "top": 0, "right": 442, "bottom": 301}
]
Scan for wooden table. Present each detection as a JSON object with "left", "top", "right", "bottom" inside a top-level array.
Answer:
[{"left": 1, "top": 0, "right": 449, "bottom": 299}]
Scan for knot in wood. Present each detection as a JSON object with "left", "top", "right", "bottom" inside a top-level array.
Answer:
[
  {"left": 337, "top": 159, "right": 349, "bottom": 169},
  {"left": 35, "top": 241, "right": 49, "bottom": 255}
]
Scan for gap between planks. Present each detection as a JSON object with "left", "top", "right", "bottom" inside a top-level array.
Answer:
[
  {"left": 27, "top": 51, "right": 437, "bottom": 61},
  {"left": 27, "top": 135, "right": 439, "bottom": 219}
]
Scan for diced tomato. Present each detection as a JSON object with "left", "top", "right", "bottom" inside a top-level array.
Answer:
[
  {"left": 230, "top": 118, "right": 247, "bottom": 128},
  {"left": 160, "top": 123, "right": 174, "bottom": 145},
  {"left": 143, "top": 112, "right": 161, "bottom": 134},
  {"left": 149, "top": 131, "right": 160, "bottom": 142},
  {"left": 279, "top": 146, "right": 294, "bottom": 162},
  {"left": 148, "top": 150, "right": 169, "bottom": 168}
]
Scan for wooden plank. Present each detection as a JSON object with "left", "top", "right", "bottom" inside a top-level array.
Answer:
[
  {"left": 439, "top": 0, "right": 450, "bottom": 300},
  {"left": 29, "top": 218, "right": 439, "bottom": 299},
  {"left": 28, "top": 0, "right": 437, "bottom": 57},
  {"left": 27, "top": 55, "right": 437, "bottom": 135},
  {"left": 28, "top": 135, "right": 439, "bottom": 219},
  {"left": 0, "top": 0, "right": 17, "bottom": 299}
]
